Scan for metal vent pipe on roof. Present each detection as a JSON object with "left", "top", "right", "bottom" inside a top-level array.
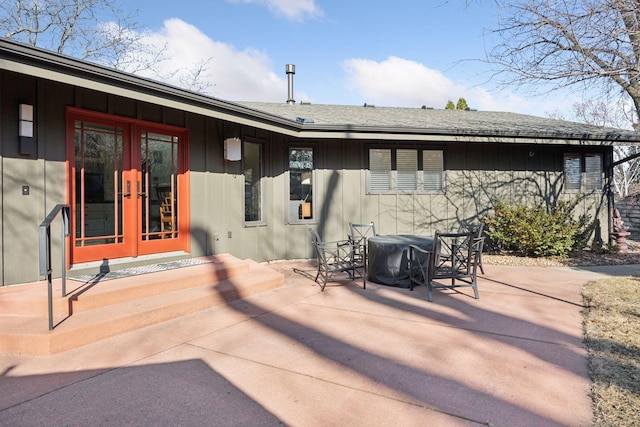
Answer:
[{"left": 286, "top": 64, "right": 295, "bottom": 104}]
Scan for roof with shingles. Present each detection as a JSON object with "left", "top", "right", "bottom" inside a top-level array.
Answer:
[
  {"left": 237, "top": 101, "right": 640, "bottom": 144},
  {"left": 2, "top": 38, "right": 640, "bottom": 145}
]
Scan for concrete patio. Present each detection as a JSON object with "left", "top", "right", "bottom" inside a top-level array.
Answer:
[{"left": 2, "top": 260, "right": 633, "bottom": 426}]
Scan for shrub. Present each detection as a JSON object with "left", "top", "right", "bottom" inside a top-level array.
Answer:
[{"left": 483, "top": 199, "right": 591, "bottom": 257}]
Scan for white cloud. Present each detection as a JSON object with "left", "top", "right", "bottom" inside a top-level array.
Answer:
[
  {"left": 342, "top": 56, "right": 492, "bottom": 109},
  {"left": 341, "top": 56, "right": 561, "bottom": 116},
  {"left": 125, "top": 21, "right": 564, "bottom": 117},
  {"left": 226, "top": 0, "right": 322, "bottom": 21},
  {"left": 131, "top": 19, "right": 303, "bottom": 102}
]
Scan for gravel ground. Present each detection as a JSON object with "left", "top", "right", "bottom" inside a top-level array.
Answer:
[{"left": 483, "top": 239, "right": 640, "bottom": 267}]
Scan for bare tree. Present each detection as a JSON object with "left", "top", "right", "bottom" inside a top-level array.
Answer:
[
  {"left": 0, "top": 0, "right": 217, "bottom": 91},
  {"left": 0, "top": 0, "right": 160, "bottom": 69},
  {"left": 177, "top": 57, "right": 214, "bottom": 93},
  {"left": 489, "top": 0, "right": 640, "bottom": 128}
]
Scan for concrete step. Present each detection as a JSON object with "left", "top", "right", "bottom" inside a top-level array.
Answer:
[
  {"left": 0, "top": 255, "right": 284, "bottom": 356},
  {"left": 2, "top": 254, "right": 249, "bottom": 317}
]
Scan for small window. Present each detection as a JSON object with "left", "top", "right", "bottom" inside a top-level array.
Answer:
[
  {"left": 397, "top": 149, "right": 418, "bottom": 191},
  {"left": 369, "top": 149, "right": 392, "bottom": 191},
  {"left": 423, "top": 150, "right": 444, "bottom": 191},
  {"left": 564, "top": 154, "right": 581, "bottom": 191},
  {"left": 584, "top": 153, "right": 603, "bottom": 190},
  {"left": 244, "top": 141, "right": 262, "bottom": 222},
  {"left": 289, "top": 148, "right": 314, "bottom": 221},
  {"left": 368, "top": 148, "right": 443, "bottom": 193},
  {"left": 564, "top": 153, "right": 602, "bottom": 192}
]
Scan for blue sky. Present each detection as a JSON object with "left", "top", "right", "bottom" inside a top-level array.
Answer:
[{"left": 125, "top": 0, "right": 571, "bottom": 117}]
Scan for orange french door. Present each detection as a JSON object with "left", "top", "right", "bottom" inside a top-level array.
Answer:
[{"left": 68, "top": 109, "right": 189, "bottom": 264}]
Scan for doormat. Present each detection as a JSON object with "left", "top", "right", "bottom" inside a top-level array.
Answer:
[{"left": 70, "top": 258, "right": 212, "bottom": 283}]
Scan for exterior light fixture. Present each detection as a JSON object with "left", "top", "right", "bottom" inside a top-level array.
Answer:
[
  {"left": 224, "top": 137, "right": 242, "bottom": 161},
  {"left": 19, "top": 103, "right": 37, "bottom": 156},
  {"left": 19, "top": 104, "right": 34, "bottom": 137}
]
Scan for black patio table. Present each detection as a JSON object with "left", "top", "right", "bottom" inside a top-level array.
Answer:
[{"left": 367, "top": 234, "right": 434, "bottom": 288}]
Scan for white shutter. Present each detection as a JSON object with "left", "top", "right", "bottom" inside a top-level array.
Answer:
[
  {"left": 369, "top": 149, "right": 391, "bottom": 192},
  {"left": 397, "top": 149, "right": 417, "bottom": 191},
  {"left": 423, "top": 150, "right": 443, "bottom": 191}
]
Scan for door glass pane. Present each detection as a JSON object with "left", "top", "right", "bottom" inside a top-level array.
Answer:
[
  {"left": 289, "top": 148, "right": 313, "bottom": 221},
  {"left": 74, "top": 121, "right": 123, "bottom": 246},
  {"left": 141, "top": 131, "right": 179, "bottom": 240}
]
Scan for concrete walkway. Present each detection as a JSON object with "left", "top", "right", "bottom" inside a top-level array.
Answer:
[{"left": 1, "top": 261, "right": 622, "bottom": 426}]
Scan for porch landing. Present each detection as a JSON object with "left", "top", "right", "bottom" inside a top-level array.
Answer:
[{"left": 0, "top": 254, "right": 284, "bottom": 356}]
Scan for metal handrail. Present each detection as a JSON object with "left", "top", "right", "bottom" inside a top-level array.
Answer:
[{"left": 38, "top": 204, "right": 70, "bottom": 330}]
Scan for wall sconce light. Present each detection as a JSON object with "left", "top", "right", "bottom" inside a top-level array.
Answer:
[
  {"left": 18, "top": 104, "right": 37, "bottom": 156},
  {"left": 19, "top": 104, "right": 34, "bottom": 137},
  {"left": 224, "top": 137, "right": 242, "bottom": 161}
]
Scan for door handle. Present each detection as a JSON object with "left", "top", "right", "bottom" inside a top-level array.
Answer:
[
  {"left": 137, "top": 181, "right": 146, "bottom": 198},
  {"left": 119, "top": 180, "right": 132, "bottom": 198}
]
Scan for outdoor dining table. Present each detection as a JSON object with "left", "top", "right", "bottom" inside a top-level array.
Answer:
[{"left": 367, "top": 234, "right": 434, "bottom": 288}]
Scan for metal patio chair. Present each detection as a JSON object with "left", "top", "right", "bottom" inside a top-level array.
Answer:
[
  {"left": 408, "top": 244, "right": 431, "bottom": 292},
  {"left": 348, "top": 222, "right": 377, "bottom": 268},
  {"left": 459, "top": 221, "right": 485, "bottom": 274},
  {"left": 310, "top": 229, "right": 366, "bottom": 292},
  {"left": 425, "top": 230, "right": 484, "bottom": 302}
]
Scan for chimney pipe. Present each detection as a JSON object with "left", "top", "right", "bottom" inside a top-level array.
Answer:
[{"left": 286, "top": 64, "right": 295, "bottom": 104}]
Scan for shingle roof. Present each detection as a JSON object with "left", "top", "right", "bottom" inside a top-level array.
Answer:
[
  {"left": 2, "top": 38, "right": 639, "bottom": 145},
  {"left": 237, "top": 102, "right": 640, "bottom": 144}
]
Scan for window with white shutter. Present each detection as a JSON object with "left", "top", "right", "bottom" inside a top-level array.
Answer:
[
  {"left": 367, "top": 148, "right": 443, "bottom": 193},
  {"left": 397, "top": 149, "right": 418, "bottom": 191},
  {"left": 369, "top": 149, "right": 392, "bottom": 192},
  {"left": 423, "top": 150, "right": 443, "bottom": 191}
]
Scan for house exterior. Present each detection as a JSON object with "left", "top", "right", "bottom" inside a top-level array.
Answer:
[{"left": 2, "top": 38, "right": 640, "bottom": 287}]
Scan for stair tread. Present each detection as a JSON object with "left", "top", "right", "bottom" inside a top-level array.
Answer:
[
  {"left": 0, "top": 256, "right": 284, "bottom": 355},
  {"left": 1, "top": 254, "right": 250, "bottom": 316}
]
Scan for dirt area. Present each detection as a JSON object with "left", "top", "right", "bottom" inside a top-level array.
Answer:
[{"left": 483, "top": 239, "right": 640, "bottom": 267}]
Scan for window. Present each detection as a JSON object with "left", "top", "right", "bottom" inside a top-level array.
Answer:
[
  {"left": 397, "top": 149, "right": 418, "bottom": 191},
  {"left": 369, "top": 149, "right": 391, "bottom": 191},
  {"left": 564, "top": 153, "right": 602, "bottom": 191},
  {"left": 289, "top": 148, "right": 313, "bottom": 221},
  {"left": 423, "top": 150, "right": 444, "bottom": 191},
  {"left": 368, "top": 148, "right": 443, "bottom": 193},
  {"left": 244, "top": 141, "right": 262, "bottom": 222}
]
